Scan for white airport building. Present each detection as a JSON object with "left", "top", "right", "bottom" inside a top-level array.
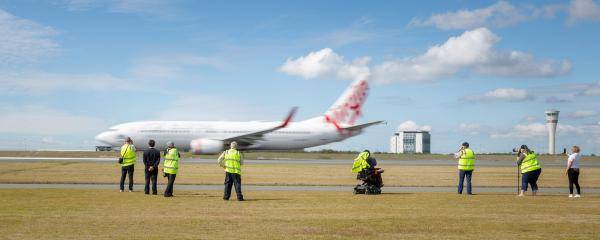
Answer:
[{"left": 390, "top": 131, "right": 431, "bottom": 154}]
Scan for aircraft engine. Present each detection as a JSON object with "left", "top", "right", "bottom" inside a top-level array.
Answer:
[{"left": 190, "top": 139, "right": 224, "bottom": 154}]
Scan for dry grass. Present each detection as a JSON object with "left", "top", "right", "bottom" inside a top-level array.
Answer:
[
  {"left": 1, "top": 162, "right": 599, "bottom": 188},
  {"left": 0, "top": 189, "right": 598, "bottom": 239},
  {"left": 2, "top": 150, "right": 599, "bottom": 162}
]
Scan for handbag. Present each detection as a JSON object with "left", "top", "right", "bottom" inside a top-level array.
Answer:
[{"left": 118, "top": 145, "right": 129, "bottom": 164}]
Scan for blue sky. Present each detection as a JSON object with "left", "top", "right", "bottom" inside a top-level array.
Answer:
[{"left": 1, "top": 0, "right": 600, "bottom": 153}]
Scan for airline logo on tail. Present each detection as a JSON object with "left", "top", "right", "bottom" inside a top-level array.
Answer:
[{"left": 324, "top": 80, "right": 369, "bottom": 134}]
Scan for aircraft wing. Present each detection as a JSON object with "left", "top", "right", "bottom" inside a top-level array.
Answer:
[
  {"left": 223, "top": 107, "right": 298, "bottom": 146},
  {"left": 343, "top": 120, "right": 385, "bottom": 132}
]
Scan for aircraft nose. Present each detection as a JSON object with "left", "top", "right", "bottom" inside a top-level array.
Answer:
[{"left": 95, "top": 131, "right": 117, "bottom": 145}]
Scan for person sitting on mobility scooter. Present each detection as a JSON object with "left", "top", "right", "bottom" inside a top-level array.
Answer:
[{"left": 352, "top": 150, "right": 384, "bottom": 195}]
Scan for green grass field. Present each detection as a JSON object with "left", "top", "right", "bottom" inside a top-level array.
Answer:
[
  {"left": 1, "top": 162, "right": 599, "bottom": 188},
  {"left": 1, "top": 189, "right": 599, "bottom": 239},
  {"left": 2, "top": 150, "right": 599, "bottom": 162}
]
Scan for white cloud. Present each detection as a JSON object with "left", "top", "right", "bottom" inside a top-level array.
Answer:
[
  {"left": 320, "top": 17, "right": 379, "bottom": 47},
  {"left": 0, "top": 72, "right": 133, "bottom": 94},
  {"left": 458, "top": 123, "right": 485, "bottom": 135},
  {"left": 567, "top": 0, "right": 600, "bottom": 24},
  {"left": 397, "top": 120, "right": 432, "bottom": 132},
  {"left": 157, "top": 95, "right": 277, "bottom": 121},
  {"left": 411, "top": 0, "right": 600, "bottom": 30},
  {"left": 491, "top": 122, "right": 586, "bottom": 139},
  {"left": 410, "top": 1, "right": 529, "bottom": 30},
  {"left": 583, "top": 82, "right": 600, "bottom": 96},
  {"left": 281, "top": 29, "right": 569, "bottom": 84},
  {"left": 62, "top": 0, "right": 177, "bottom": 17},
  {"left": 371, "top": 28, "right": 570, "bottom": 83},
  {"left": 279, "top": 48, "right": 370, "bottom": 81},
  {"left": 462, "top": 88, "right": 534, "bottom": 102},
  {"left": 0, "top": 105, "right": 108, "bottom": 135},
  {"left": 568, "top": 110, "right": 599, "bottom": 119},
  {"left": 0, "top": 9, "right": 59, "bottom": 66},
  {"left": 130, "top": 54, "right": 227, "bottom": 80}
]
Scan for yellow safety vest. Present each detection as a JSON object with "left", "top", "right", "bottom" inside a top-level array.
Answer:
[
  {"left": 351, "top": 151, "right": 371, "bottom": 173},
  {"left": 120, "top": 144, "right": 136, "bottom": 167},
  {"left": 521, "top": 152, "right": 541, "bottom": 174},
  {"left": 458, "top": 149, "right": 476, "bottom": 171},
  {"left": 223, "top": 149, "right": 242, "bottom": 174},
  {"left": 163, "top": 148, "right": 180, "bottom": 174}
]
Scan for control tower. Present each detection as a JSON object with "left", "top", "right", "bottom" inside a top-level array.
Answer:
[{"left": 545, "top": 109, "right": 559, "bottom": 154}]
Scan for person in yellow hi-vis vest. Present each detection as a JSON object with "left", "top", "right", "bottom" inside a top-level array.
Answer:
[
  {"left": 516, "top": 145, "right": 542, "bottom": 197},
  {"left": 455, "top": 142, "right": 475, "bottom": 195},
  {"left": 119, "top": 137, "right": 137, "bottom": 192},
  {"left": 218, "top": 141, "right": 244, "bottom": 201},
  {"left": 163, "top": 141, "right": 180, "bottom": 197}
]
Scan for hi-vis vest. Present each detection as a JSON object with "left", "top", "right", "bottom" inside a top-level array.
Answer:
[
  {"left": 351, "top": 151, "right": 371, "bottom": 173},
  {"left": 458, "top": 149, "right": 476, "bottom": 171},
  {"left": 521, "top": 152, "right": 541, "bottom": 174},
  {"left": 163, "top": 148, "right": 180, "bottom": 174},
  {"left": 120, "top": 144, "right": 136, "bottom": 167},
  {"left": 223, "top": 149, "right": 242, "bottom": 174}
]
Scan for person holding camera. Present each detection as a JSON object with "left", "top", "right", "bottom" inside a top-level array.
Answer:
[
  {"left": 163, "top": 141, "right": 180, "bottom": 197},
  {"left": 566, "top": 146, "right": 582, "bottom": 198},
  {"left": 119, "top": 137, "right": 136, "bottom": 192},
  {"left": 516, "top": 145, "right": 542, "bottom": 197},
  {"left": 143, "top": 139, "right": 160, "bottom": 195},
  {"left": 455, "top": 142, "right": 475, "bottom": 195}
]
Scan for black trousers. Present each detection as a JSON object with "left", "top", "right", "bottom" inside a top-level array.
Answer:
[
  {"left": 224, "top": 172, "right": 243, "bottom": 200},
  {"left": 568, "top": 168, "right": 581, "bottom": 194},
  {"left": 164, "top": 173, "right": 176, "bottom": 197},
  {"left": 521, "top": 168, "right": 542, "bottom": 191},
  {"left": 120, "top": 165, "right": 134, "bottom": 191},
  {"left": 145, "top": 167, "right": 158, "bottom": 194}
]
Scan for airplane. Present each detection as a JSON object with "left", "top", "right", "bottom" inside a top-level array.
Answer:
[{"left": 95, "top": 79, "right": 383, "bottom": 154}]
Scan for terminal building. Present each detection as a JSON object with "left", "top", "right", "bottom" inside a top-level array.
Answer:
[{"left": 390, "top": 131, "right": 431, "bottom": 154}]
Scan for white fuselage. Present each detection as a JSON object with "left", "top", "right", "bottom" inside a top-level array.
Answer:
[{"left": 95, "top": 117, "right": 360, "bottom": 151}]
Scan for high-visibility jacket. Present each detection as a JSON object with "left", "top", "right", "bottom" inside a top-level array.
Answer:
[
  {"left": 458, "top": 148, "right": 476, "bottom": 171},
  {"left": 223, "top": 149, "right": 242, "bottom": 174},
  {"left": 163, "top": 148, "right": 180, "bottom": 174},
  {"left": 521, "top": 152, "right": 541, "bottom": 174},
  {"left": 351, "top": 151, "right": 371, "bottom": 173},
  {"left": 120, "top": 144, "right": 136, "bottom": 167}
]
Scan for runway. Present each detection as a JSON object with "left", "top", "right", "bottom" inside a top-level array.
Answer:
[
  {"left": 1, "top": 156, "right": 600, "bottom": 167},
  {"left": 1, "top": 183, "right": 598, "bottom": 194}
]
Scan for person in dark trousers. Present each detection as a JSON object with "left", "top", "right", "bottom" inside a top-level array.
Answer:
[
  {"left": 566, "top": 146, "right": 582, "bottom": 198},
  {"left": 455, "top": 142, "right": 476, "bottom": 195},
  {"left": 517, "top": 145, "right": 542, "bottom": 197},
  {"left": 143, "top": 139, "right": 161, "bottom": 195},
  {"left": 163, "top": 141, "right": 180, "bottom": 197},
  {"left": 218, "top": 142, "right": 244, "bottom": 201},
  {"left": 119, "top": 137, "right": 136, "bottom": 192}
]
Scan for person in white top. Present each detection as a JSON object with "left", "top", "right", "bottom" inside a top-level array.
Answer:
[{"left": 566, "top": 146, "right": 582, "bottom": 198}]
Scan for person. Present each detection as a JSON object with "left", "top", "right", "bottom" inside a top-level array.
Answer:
[
  {"left": 218, "top": 141, "right": 244, "bottom": 201},
  {"left": 516, "top": 145, "right": 542, "bottom": 197},
  {"left": 119, "top": 137, "right": 136, "bottom": 192},
  {"left": 143, "top": 139, "right": 161, "bottom": 195},
  {"left": 163, "top": 141, "right": 180, "bottom": 197},
  {"left": 566, "top": 146, "right": 582, "bottom": 198},
  {"left": 455, "top": 142, "right": 475, "bottom": 195}
]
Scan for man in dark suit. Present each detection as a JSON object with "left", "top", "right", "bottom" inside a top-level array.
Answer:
[{"left": 143, "top": 139, "right": 161, "bottom": 195}]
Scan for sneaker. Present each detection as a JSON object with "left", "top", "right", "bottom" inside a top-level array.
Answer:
[
  {"left": 569, "top": 194, "right": 574, "bottom": 198},
  {"left": 128, "top": 190, "right": 133, "bottom": 192},
  {"left": 574, "top": 194, "right": 581, "bottom": 198},
  {"left": 119, "top": 190, "right": 124, "bottom": 193}
]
